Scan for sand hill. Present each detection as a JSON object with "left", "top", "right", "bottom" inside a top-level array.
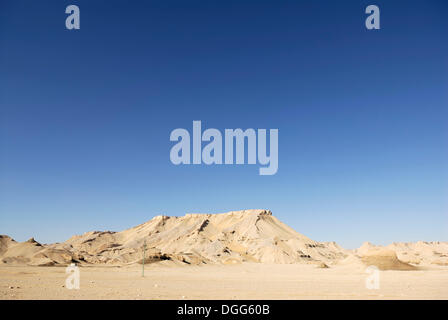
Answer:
[
  {"left": 1, "top": 209, "right": 446, "bottom": 270},
  {"left": 356, "top": 242, "right": 416, "bottom": 270},
  {"left": 387, "top": 241, "right": 448, "bottom": 266}
]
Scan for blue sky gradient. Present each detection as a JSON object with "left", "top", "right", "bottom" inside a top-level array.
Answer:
[{"left": 1, "top": 0, "right": 447, "bottom": 248}]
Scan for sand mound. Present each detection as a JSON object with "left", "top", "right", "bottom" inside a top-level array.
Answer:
[
  {"left": 1, "top": 238, "right": 45, "bottom": 265},
  {"left": 357, "top": 243, "right": 417, "bottom": 271},
  {"left": 2, "top": 210, "right": 446, "bottom": 269},
  {"left": 386, "top": 241, "right": 448, "bottom": 266},
  {"left": 0, "top": 235, "right": 16, "bottom": 257},
  {"left": 0, "top": 236, "right": 76, "bottom": 266},
  {"left": 355, "top": 241, "right": 448, "bottom": 268},
  {"left": 1, "top": 209, "right": 348, "bottom": 266}
]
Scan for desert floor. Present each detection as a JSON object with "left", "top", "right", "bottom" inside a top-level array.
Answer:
[{"left": 1, "top": 262, "right": 447, "bottom": 300}]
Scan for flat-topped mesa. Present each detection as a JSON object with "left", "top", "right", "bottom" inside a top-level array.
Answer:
[
  {"left": 184, "top": 213, "right": 211, "bottom": 218},
  {"left": 150, "top": 209, "right": 273, "bottom": 221},
  {"left": 2, "top": 209, "right": 447, "bottom": 267},
  {"left": 229, "top": 209, "right": 272, "bottom": 216},
  {"left": 185, "top": 209, "right": 272, "bottom": 218}
]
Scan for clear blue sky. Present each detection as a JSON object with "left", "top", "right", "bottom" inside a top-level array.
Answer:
[{"left": 1, "top": 0, "right": 447, "bottom": 248}]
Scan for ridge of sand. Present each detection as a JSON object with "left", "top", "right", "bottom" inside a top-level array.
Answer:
[
  {"left": 356, "top": 242, "right": 416, "bottom": 270},
  {"left": 386, "top": 241, "right": 448, "bottom": 266},
  {"left": 58, "top": 209, "right": 349, "bottom": 265},
  {"left": 1, "top": 210, "right": 446, "bottom": 270},
  {"left": 1, "top": 210, "right": 348, "bottom": 266}
]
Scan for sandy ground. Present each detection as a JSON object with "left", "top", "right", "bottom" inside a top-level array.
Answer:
[{"left": 1, "top": 262, "right": 447, "bottom": 300}]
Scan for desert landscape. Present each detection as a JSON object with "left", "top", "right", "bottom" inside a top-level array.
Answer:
[{"left": 1, "top": 209, "right": 447, "bottom": 299}]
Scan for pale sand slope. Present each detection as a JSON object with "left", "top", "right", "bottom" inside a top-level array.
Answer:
[
  {"left": 0, "top": 210, "right": 351, "bottom": 266},
  {"left": 387, "top": 242, "right": 448, "bottom": 266},
  {"left": 354, "top": 242, "right": 448, "bottom": 270},
  {"left": 3, "top": 209, "right": 447, "bottom": 269},
  {"left": 1, "top": 263, "right": 447, "bottom": 300}
]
